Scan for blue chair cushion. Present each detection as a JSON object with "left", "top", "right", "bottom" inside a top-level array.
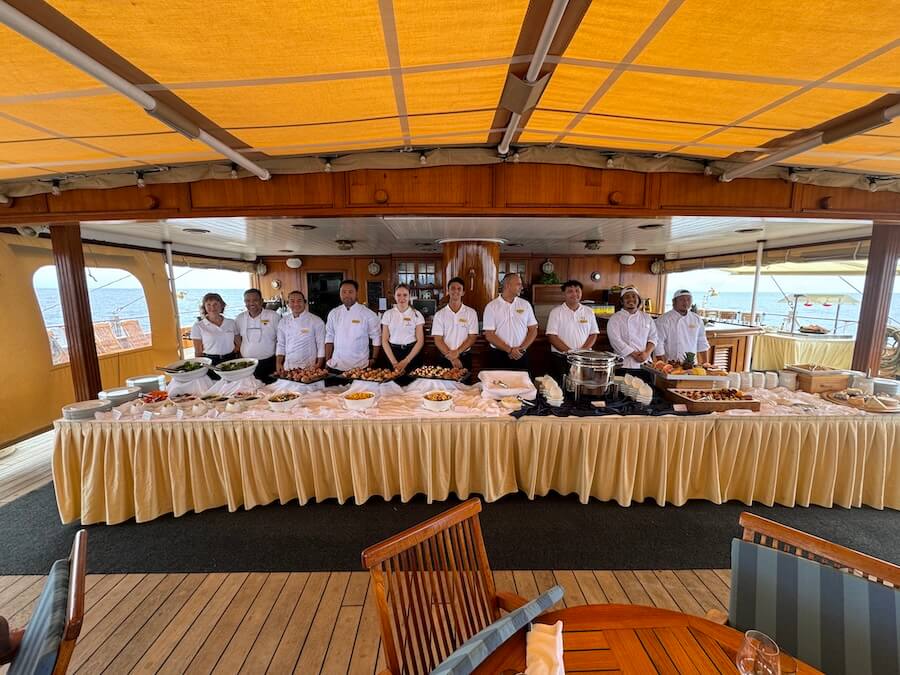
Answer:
[
  {"left": 430, "top": 584, "right": 564, "bottom": 675},
  {"left": 8, "top": 559, "right": 69, "bottom": 675},
  {"left": 729, "top": 538, "right": 900, "bottom": 675}
]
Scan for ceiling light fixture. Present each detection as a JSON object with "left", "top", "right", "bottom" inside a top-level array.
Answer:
[
  {"left": 719, "top": 100, "right": 900, "bottom": 182},
  {"left": 619, "top": 254, "right": 636, "bottom": 265},
  {"left": 504, "top": 242, "right": 523, "bottom": 247},
  {"left": 637, "top": 222, "right": 664, "bottom": 230},
  {"left": 50, "top": 179, "right": 61, "bottom": 196},
  {"left": 0, "top": 2, "right": 271, "bottom": 181},
  {"left": 182, "top": 227, "right": 210, "bottom": 234},
  {"left": 230, "top": 163, "right": 238, "bottom": 179},
  {"left": 324, "top": 160, "right": 332, "bottom": 173},
  {"left": 606, "top": 156, "right": 615, "bottom": 168},
  {"left": 290, "top": 223, "right": 317, "bottom": 230},
  {"left": 703, "top": 161, "right": 713, "bottom": 176},
  {"left": 419, "top": 153, "right": 427, "bottom": 165},
  {"left": 788, "top": 169, "right": 800, "bottom": 182},
  {"left": 512, "top": 152, "right": 520, "bottom": 163},
  {"left": 278, "top": 249, "right": 293, "bottom": 253},
  {"left": 336, "top": 239, "right": 355, "bottom": 251},
  {"left": 0, "top": 194, "right": 9, "bottom": 205},
  {"left": 285, "top": 257, "right": 303, "bottom": 269},
  {"left": 135, "top": 171, "right": 145, "bottom": 188},
  {"left": 632, "top": 248, "right": 647, "bottom": 252},
  {"left": 868, "top": 177, "right": 879, "bottom": 192},
  {"left": 735, "top": 227, "right": 763, "bottom": 233},
  {"left": 497, "top": 0, "right": 569, "bottom": 154},
  {"left": 583, "top": 240, "right": 603, "bottom": 250}
]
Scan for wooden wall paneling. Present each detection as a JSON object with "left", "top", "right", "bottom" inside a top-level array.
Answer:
[
  {"left": 345, "top": 166, "right": 492, "bottom": 207},
  {"left": 189, "top": 174, "right": 334, "bottom": 209},
  {"left": 0, "top": 192, "right": 48, "bottom": 215},
  {"left": 797, "top": 183, "right": 900, "bottom": 216},
  {"left": 498, "top": 165, "right": 647, "bottom": 208},
  {"left": 657, "top": 174, "right": 793, "bottom": 210},
  {"left": 852, "top": 223, "right": 900, "bottom": 374},
  {"left": 49, "top": 223, "right": 103, "bottom": 401},
  {"left": 48, "top": 183, "right": 182, "bottom": 215},
  {"left": 352, "top": 255, "right": 392, "bottom": 304}
]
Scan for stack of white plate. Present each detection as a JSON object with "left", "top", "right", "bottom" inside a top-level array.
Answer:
[
  {"left": 635, "top": 382, "right": 654, "bottom": 405},
  {"left": 98, "top": 386, "right": 141, "bottom": 406},
  {"left": 126, "top": 374, "right": 166, "bottom": 393},
  {"left": 62, "top": 399, "right": 112, "bottom": 420}
]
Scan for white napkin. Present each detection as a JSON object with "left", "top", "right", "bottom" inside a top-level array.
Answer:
[
  {"left": 478, "top": 370, "right": 538, "bottom": 401},
  {"left": 165, "top": 375, "right": 214, "bottom": 397},
  {"left": 346, "top": 380, "right": 403, "bottom": 396},
  {"left": 205, "top": 376, "right": 263, "bottom": 396},
  {"left": 525, "top": 621, "right": 564, "bottom": 675},
  {"left": 265, "top": 379, "right": 325, "bottom": 394},
  {"left": 403, "top": 378, "right": 473, "bottom": 393}
]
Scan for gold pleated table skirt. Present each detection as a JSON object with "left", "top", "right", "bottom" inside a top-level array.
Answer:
[{"left": 53, "top": 414, "right": 900, "bottom": 524}]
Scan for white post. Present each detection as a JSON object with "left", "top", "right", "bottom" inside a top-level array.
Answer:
[
  {"left": 163, "top": 241, "right": 184, "bottom": 360},
  {"left": 744, "top": 240, "right": 765, "bottom": 370}
]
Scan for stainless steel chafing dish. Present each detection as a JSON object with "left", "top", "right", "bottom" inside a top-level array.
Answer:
[{"left": 565, "top": 349, "right": 621, "bottom": 397}]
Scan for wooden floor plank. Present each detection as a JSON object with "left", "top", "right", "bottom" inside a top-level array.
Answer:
[
  {"left": 653, "top": 570, "right": 705, "bottom": 617},
  {"left": 553, "top": 570, "right": 587, "bottom": 607},
  {"left": 344, "top": 571, "right": 370, "bottom": 606},
  {"left": 184, "top": 572, "right": 268, "bottom": 674},
  {"left": 213, "top": 572, "right": 289, "bottom": 674},
  {"left": 267, "top": 572, "right": 329, "bottom": 673},
  {"left": 573, "top": 570, "right": 608, "bottom": 605},
  {"left": 75, "top": 573, "right": 187, "bottom": 674},
  {"left": 713, "top": 568, "right": 731, "bottom": 587},
  {"left": 633, "top": 570, "right": 680, "bottom": 611},
  {"left": 132, "top": 572, "right": 229, "bottom": 675},
  {"left": 75, "top": 573, "right": 147, "bottom": 641},
  {"left": 293, "top": 572, "right": 351, "bottom": 675},
  {"left": 0, "top": 577, "right": 44, "bottom": 618},
  {"left": 347, "top": 576, "right": 382, "bottom": 675},
  {"left": 321, "top": 605, "right": 364, "bottom": 675},
  {"left": 672, "top": 570, "right": 727, "bottom": 614},
  {"left": 0, "top": 576, "right": 42, "bottom": 611},
  {"left": 104, "top": 573, "right": 204, "bottom": 674},
  {"left": 693, "top": 569, "right": 731, "bottom": 609},
  {"left": 612, "top": 571, "right": 652, "bottom": 606},
  {"left": 492, "top": 570, "right": 516, "bottom": 596},
  {"left": 593, "top": 571, "right": 629, "bottom": 605},
  {"left": 158, "top": 572, "right": 249, "bottom": 675},
  {"left": 512, "top": 570, "right": 538, "bottom": 600},
  {"left": 239, "top": 572, "right": 309, "bottom": 674}
]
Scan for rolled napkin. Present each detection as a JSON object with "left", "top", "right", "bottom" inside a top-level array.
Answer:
[{"left": 525, "top": 620, "right": 564, "bottom": 675}]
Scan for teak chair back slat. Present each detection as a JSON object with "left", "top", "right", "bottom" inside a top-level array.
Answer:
[
  {"left": 361, "top": 499, "right": 508, "bottom": 675},
  {"left": 51, "top": 529, "right": 87, "bottom": 675},
  {"left": 740, "top": 512, "right": 900, "bottom": 587}
]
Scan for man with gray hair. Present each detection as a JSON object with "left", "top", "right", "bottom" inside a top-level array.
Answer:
[
  {"left": 483, "top": 273, "right": 538, "bottom": 371},
  {"left": 654, "top": 288, "right": 709, "bottom": 363}
]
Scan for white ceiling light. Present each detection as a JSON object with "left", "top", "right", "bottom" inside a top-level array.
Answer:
[
  {"left": 0, "top": 1, "right": 270, "bottom": 181},
  {"left": 619, "top": 254, "right": 636, "bottom": 265},
  {"left": 285, "top": 257, "right": 303, "bottom": 269}
]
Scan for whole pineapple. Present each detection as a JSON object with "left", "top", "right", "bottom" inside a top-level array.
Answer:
[{"left": 683, "top": 352, "right": 696, "bottom": 369}]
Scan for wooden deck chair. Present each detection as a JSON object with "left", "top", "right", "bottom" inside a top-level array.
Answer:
[
  {"left": 361, "top": 498, "right": 529, "bottom": 675},
  {"left": 723, "top": 513, "right": 900, "bottom": 675},
  {"left": 5, "top": 530, "right": 87, "bottom": 675},
  {"left": 120, "top": 319, "right": 151, "bottom": 347},
  {"left": 92, "top": 322, "right": 121, "bottom": 354}
]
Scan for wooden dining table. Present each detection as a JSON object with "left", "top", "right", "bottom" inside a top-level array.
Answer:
[{"left": 473, "top": 604, "right": 823, "bottom": 674}]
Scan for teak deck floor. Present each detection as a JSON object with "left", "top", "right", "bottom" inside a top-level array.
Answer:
[{"left": 0, "top": 432, "right": 732, "bottom": 675}]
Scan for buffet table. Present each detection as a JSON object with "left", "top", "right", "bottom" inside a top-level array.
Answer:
[
  {"left": 53, "top": 385, "right": 900, "bottom": 524},
  {"left": 752, "top": 332, "right": 855, "bottom": 370}
]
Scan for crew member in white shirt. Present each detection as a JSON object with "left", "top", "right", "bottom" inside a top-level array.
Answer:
[
  {"left": 431, "top": 276, "right": 479, "bottom": 371},
  {"left": 324, "top": 279, "right": 382, "bottom": 372},
  {"left": 189, "top": 292, "right": 239, "bottom": 378},
  {"left": 275, "top": 290, "right": 325, "bottom": 373},
  {"left": 381, "top": 283, "right": 425, "bottom": 373},
  {"left": 235, "top": 288, "right": 281, "bottom": 383},
  {"left": 546, "top": 279, "right": 599, "bottom": 380},
  {"left": 483, "top": 273, "right": 538, "bottom": 371},
  {"left": 606, "top": 286, "right": 658, "bottom": 369},
  {"left": 654, "top": 289, "right": 710, "bottom": 364}
]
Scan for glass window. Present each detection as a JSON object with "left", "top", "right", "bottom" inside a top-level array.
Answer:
[
  {"left": 396, "top": 260, "right": 438, "bottom": 288},
  {"left": 171, "top": 265, "right": 253, "bottom": 333},
  {"left": 498, "top": 260, "right": 527, "bottom": 284},
  {"left": 33, "top": 265, "right": 151, "bottom": 365}
]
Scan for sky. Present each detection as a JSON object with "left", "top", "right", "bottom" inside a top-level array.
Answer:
[
  {"left": 666, "top": 269, "right": 868, "bottom": 296},
  {"left": 33, "top": 265, "right": 252, "bottom": 289}
]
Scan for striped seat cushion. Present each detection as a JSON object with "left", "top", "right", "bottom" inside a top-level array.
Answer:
[
  {"left": 8, "top": 560, "right": 69, "bottom": 675},
  {"left": 730, "top": 539, "right": 900, "bottom": 675},
  {"left": 430, "top": 585, "right": 564, "bottom": 675}
]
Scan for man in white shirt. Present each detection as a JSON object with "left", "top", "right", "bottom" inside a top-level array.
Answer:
[
  {"left": 654, "top": 289, "right": 710, "bottom": 364},
  {"left": 432, "top": 276, "right": 479, "bottom": 371},
  {"left": 606, "top": 286, "right": 658, "bottom": 369},
  {"left": 546, "top": 280, "right": 599, "bottom": 380},
  {"left": 483, "top": 273, "right": 538, "bottom": 372},
  {"left": 235, "top": 288, "right": 280, "bottom": 382},
  {"left": 324, "top": 279, "right": 382, "bottom": 372},
  {"left": 275, "top": 291, "right": 325, "bottom": 373}
]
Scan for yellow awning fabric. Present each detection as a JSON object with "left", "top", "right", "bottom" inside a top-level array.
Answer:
[{"left": 0, "top": 0, "right": 895, "bottom": 182}]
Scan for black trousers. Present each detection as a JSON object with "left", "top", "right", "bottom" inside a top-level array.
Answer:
[
  {"left": 253, "top": 355, "right": 277, "bottom": 384},
  {"left": 202, "top": 351, "right": 238, "bottom": 380},
  {"left": 440, "top": 350, "right": 472, "bottom": 372},
  {"left": 488, "top": 347, "right": 530, "bottom": 372},
  {"left": 385, "top": 342, "right": 422, "bottom": 371},
  {"left": 550, "top": 352, "right": 569, "bottom": 385}
]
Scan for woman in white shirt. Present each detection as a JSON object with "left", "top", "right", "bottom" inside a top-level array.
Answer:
[
  {"left": 189, "top": 293, "right": 239, "bottom": 376},
  {"left": 380, "top": 284, "right": 425, "bottom": 373}
]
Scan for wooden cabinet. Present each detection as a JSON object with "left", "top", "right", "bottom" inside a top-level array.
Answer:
[
  {"left": 48, "top": 183, "right": 182, "bottom": 215},
  {"left": 189, "top": 173, "right": 334, "bottom": 209},
  {"left": 345, "top": 166, "right": 492, "bottom": 207},
  {"left": 798, "top": 183, "right": 900, "bottom": 216},
  {"left": 498, "top": 165, "right": 647, "bottom": 207},
  {"left": 657, "top": 173, "right": 793, "bottom": 210}
]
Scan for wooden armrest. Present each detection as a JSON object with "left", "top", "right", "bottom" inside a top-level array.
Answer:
[
  {"left": 496, "top": 591, "right": 528, "bottom": 612},
  {"left": 377, "top": 670, "right": 393, "bottom": 675},
  {"left": 705, "top": 608, "right": 728, "bottom": 625}
]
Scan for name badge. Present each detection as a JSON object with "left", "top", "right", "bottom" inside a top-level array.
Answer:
[
  {"left": 403, "top": 317, "right": 411, "bottom": 322},
  {"left": 458, "top": 318, "right": 467, "bottom": 324},
  {"left": 351, "top": 319, "right": 361, "bottom": 324},
  {"left": 579, "top": 318, "right": 589, "bottom": 323},
  {"left": 515, "top": 308, "right": 525, "bottom": 314},
  {"left": 300, "top": 328, "right": 310, "bottom": 334},
  {"left": 261, "top": 320, "right": 270, "bottom": 325}
]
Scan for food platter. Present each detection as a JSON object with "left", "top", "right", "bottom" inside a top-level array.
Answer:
[
  {"left": 663, "top": 388, "right": 760, "bottom": 412},
  {"left": 409, "top": 365, "right": 469, "bottom": 382},
  {"left": 642, "top": 363, "right": 729, "bottom": 389},
  {"left": 784, "top": 364, "right": 847, "bottom": 376},
  {"left": 277, "top": 366, "right": 329, "bottom": 384},
  {"left": 341, "top": 367, "right": 400, "bottom": 383},
  {"left": 821, "top": 391, "right": 900, "bottom": 414}
]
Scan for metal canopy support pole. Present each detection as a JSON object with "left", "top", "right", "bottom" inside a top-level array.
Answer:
[
  {"left": 163, "top": 242, "right": 184, "bottom": 360},
  {"left": 744, "top": 240, "right": 765, "bottom": 371},
  {"left": 852, "top": 223, "right": 900, "bottom": 375},
  {"left": 833, "top": 302, "right": 841, "bottom": 335},
  {"left": 50, "top": 223, "right": 102, "bottom": 400}
]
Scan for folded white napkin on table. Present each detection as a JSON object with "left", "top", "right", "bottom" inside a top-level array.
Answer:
[
  {"left": 204, "top": 376, "right": 262, "bottom": 396},
  {"left": 525, "top": 621, "right": 564, "bottom": 675},
  {"left": 478, "top": 370, "right": 537, "bottom": 401},
  {"left": 265, "top": 379, "right": 325, "bottom": 394},
  {"left": 346, "top": 380, "right": 404, "bottom": 396},
  {"left": 165, "top": 375, "right": 214, "bottom": 397},
  {"left": 403, "top": 378, "right": 475, "bottom": 393}
]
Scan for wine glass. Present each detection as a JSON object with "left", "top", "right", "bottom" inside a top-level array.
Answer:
[{"left": 735, "top": 630, "right": 781, "bottom": 675}]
